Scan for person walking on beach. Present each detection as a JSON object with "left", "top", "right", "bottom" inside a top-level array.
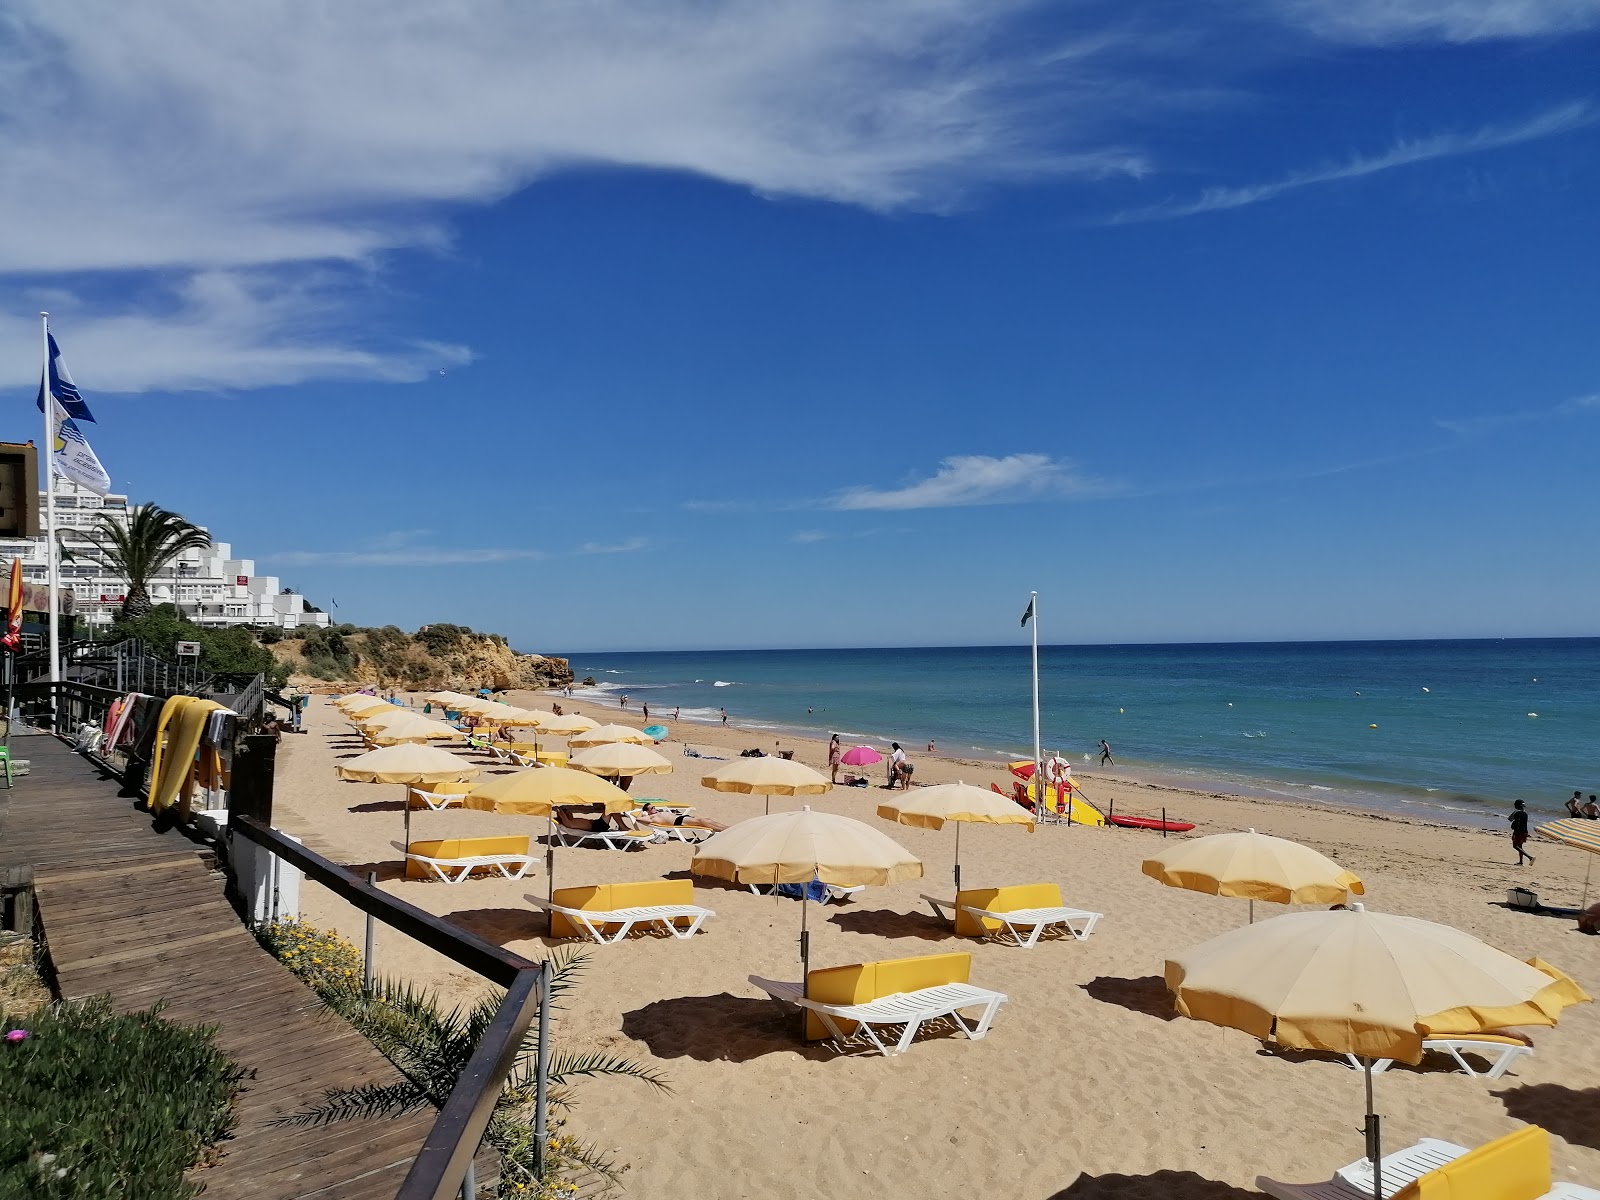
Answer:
[
  {"left": 673, "top": 706, "right": 680, "bottom": 721},
  {"left": 828, "top": 734, "right": 842, "bottom": 783},
  {"left": 720, "top": 707, "right": 727, "bottom": 725},
  {"left": 887, "top": 742, "right": 906, "bottom": 789},
  {"left": 620, "top": 694, "right": 628, "bottom": 710},
  {"left": 1508, "top": 800, "right": 1535, "bottom": 865},
  {"left": 642, "top": 702, "right": 649, "bottom": 721},
  {"left": 1099, "top": 739, "right": 1114, "bottom": 767}
]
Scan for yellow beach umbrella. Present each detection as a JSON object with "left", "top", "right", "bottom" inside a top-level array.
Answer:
[
  {"left": 1165, "top": 903, "right": 1589, "bottom": 1200},
  {"left": 693, "top": 806, "right": 922, "bottom": 994},
  {"left": 464, "top": 768, "right": 635, "bottom": 931},
  {"left": 340, "top": 695, "right": 395, "bottom": 716},
  {"left": 1142, "top": 828, "right": 1363, "bottom": 923},
  {"left": 367, "top": 716, "right": 464, "bottom": 746},
  {"left": 701, "top": 756, "right": 830, "bottom": 815},
  {"left": 879, "top": 781, "right": 1033, "bottom": 892},
  {"left": 335, "top": 743, "right": 481, "bottom": 845},
  {"left": 569, "top": 723, "right": 653, "bottom": 748},
  {"left": 568, "top": 742, "right": 672, "bottom": 779},
  {"left": 534, "top": 713, "right": 599, "bottom": 736},
  {"left": 1536, "top": 818, "right": 1600, "bottom": 909},
  {"left": 356, "top": 706, "right": 427, "bottom": 731}
]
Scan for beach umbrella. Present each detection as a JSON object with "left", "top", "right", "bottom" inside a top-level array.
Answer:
[
  {"left": 1141, "top": 829, "right": 1364, "bottom": 923},
  {"left": 1165, "top": 903, "right": 1589, "bottom": 1200},
  {"left": 356, "top": 706, "right": 429, "bottom": 731},
  {"left": 535, "top": 713, "right": 600, "bottom": 736},
  {"left": 569, "top": 723, "right": 653, "bottom": 748},
  {"left": 1536, "top": 818, "right": 1600, "bottom": 909},
  {"left": 340, "top": 695, "right": 394, "bottom": 716},
  {"left": 839, "top": 745, "right": 881, "bottom": 766},
  {"left": 642, "top": 724, "right": 668, "bottom": 742},
  {"left": 464, "top": 768, "right": 635, "bottom": 930},
  {"left": 335, "top": 743, "right": 480, "bottom": 844},
  {"left": 367, "top": 715, "right": 465, "bottom": 746},
  {"left": 701, "top": 756, "right": 831, "bottom": 815},
  {"left": 692, "top": 806, "right": 922, "bottom": 1006},
  {"left": 878, "top": 781, "right": 1034, "bottom": 891},
  {"left": 568, "top": 742, "right": 672, "bottom": 780}
]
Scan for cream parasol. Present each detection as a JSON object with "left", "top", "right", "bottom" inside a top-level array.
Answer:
[
  {"left": 356, "top": 706, "right": 430, "bottom": 731},
  {"left": 339, "top": 695, "right": 395, "bottom": 716},
  {"left": 701, "top": 756, "right": 831, "bottom": 815},
  {"left": 1142, "top": 828, "right": 1364, "bottom": 923},
  {"left": 464, "top": 768, "right": 636, "bottom": 930},
  {"left": 1165, "top": 903, "right": 1589, "bottom": 1199},
  {"left": 534, "top": 713, "right": 599, "bottom": 736},
  {"left": 335, "top": 743, "right": 480, "bottom": 844},
  {"left": 569, "top": 723, "right": 653, "bottom": 747},
  {"left": 567, "top": 742, "right": 672, "bottom": 780},
  {"left": 366, "top": 716, "right": 464, "bottom": 746},
  {"left": 878, "top": 781, "right": 1033, "bottom": 891},
  {"left": 693, "top": 806, "right": 922, "bottom": 988},
  {"left": 1536, "top": 818, "right": 1600, "bottom": 909}
]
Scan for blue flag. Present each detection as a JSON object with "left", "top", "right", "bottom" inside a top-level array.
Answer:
[{"left": 35, "top": 332, "right": 95, "bottom": 423}]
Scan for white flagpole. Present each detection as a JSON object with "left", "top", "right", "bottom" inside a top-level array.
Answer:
[
  {"left": 1030, "top": 590, "right": 1042, "bottom": 812},
  {"left": 41, "top": 314, "right": 60, "bottom": 711}
]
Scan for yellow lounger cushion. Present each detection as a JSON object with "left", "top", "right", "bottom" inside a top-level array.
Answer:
[
  {"left": 803, "top": 951, "right": 972, "bottom": 1041},
  {"left": 406, "top": 835, "right": 531, "bottom": 880},
  {"left": 1396, "top": 1125, "right": 1550, "bottom": 1200},
  {"left": 953, "top": 884, "right": 1064, "bottom": 937},
  {"left": 548, "top": 880, "right": 697, "bottom": 938}
]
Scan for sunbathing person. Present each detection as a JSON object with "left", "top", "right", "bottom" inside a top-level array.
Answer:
[{"left": 635, "top": 803, "right": 728, "bottom": 833}]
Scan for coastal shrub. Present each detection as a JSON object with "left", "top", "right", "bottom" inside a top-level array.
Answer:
[
  {"left": 257, "top": 936, "right": 663, "bottom": 1198},
  {"left": 253, "top": 919, "right": 364, "bottom": 997},
  {"left": 414, "top": 623, "right": 473, "bottom": 655},
  {"left": 107, "top": 605, "right": 285, "bottom": 685},
  {"left": 0, "top": 996, "right": 242, "bottom": 1200}
]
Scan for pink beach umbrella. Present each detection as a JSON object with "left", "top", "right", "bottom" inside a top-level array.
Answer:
[{"left": 839, "top": 745, "right": 882, "bottom": 766}]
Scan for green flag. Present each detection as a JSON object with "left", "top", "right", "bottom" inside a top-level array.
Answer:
[{"left": 1021, "top": 597, "right": 1034, "bottom": 627}]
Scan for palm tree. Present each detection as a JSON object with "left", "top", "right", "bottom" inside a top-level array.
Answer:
[
  {"left": 286, "top": 950, "right": 668, "bottom": 1192},
  {"left": 89, "top": 504, "right": 212, "bottom": 620}
]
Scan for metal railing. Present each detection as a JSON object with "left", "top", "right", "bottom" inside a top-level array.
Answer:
[{"left": 231, "top": 817, "right": 551, "bottom": 1200}]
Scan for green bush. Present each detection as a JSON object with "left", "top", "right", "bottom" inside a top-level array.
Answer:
[{"left": 0, "top": 996, "right": 243, "bottom": 1199}]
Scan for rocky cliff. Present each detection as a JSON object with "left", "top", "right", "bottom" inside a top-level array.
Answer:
[{"left": 273, "top": 622, "right": 574, "bottom": 692}]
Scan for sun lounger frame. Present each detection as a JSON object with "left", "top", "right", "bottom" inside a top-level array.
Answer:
[
  {"left": 552, "top": 827, "right": 661, "bottom": 850},
  {"left": 530, "top": 897, "right": 715, "bottom": 943},
  {"left": 748, "top": 882, "right": 864, "bottom": 903},
  {"left": 748, "top": 975, "right": 1007, "bottom": 1057},
  {"left": 921, "top": 894, "right": 1102, "bottom": 947},
  {"left": 1343, "top": 1033, "right": 1534, "bottom": 1080},
  {"left": 1259, "top": 1138, "right": 1468, "bottom": 1200},
  {"left": 405, "top": 848, "right": 539, "bottom": 884}
]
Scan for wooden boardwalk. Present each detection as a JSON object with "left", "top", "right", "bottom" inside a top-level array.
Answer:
[{"left": 0, "top": 733, "right": 439, "bottom": 1199}]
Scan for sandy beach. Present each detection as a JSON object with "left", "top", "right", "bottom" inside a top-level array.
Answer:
[{"left": 274, "top": 692, "right": 1600, "bottom": 1198}]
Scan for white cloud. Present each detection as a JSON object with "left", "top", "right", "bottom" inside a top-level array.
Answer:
[
  {"left": 791, "top": 530, "right": 832, "bottom": 543},
  {"left": 1436, "top": 390, "right": 1600, "bottom": 437},
  {"left": 1273, "top": 0, "right": 1600, "bottom": 43},
  {"left": 831, "top": 453, "right": 1111, "bottom": 510},
  {"left": 577, "top": 538, "right": 649, "bottom": 555},
  {"left": 1113, "top": 101, "right": 1594, "bottom": 223},
  {"left": 0, "top": 271, "right": 470, "bottom": 392}
]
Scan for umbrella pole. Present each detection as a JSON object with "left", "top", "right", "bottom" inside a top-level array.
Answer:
[
  {"left": 799, "top": 891, "right": 811, "bottom": 1040},
  {"left": 953, "top": 823, "right": 962, "bottom": 894},
  {"left": 546, "top": 813, "right": 556, "bottom": 936},
  {"left": 403, "top": 784, "right": 411, "bottom": 847},
  {"left": 1248, "top": 898, "right": 1254, "bottom": 925},
  {"left": 1583, "top": 855, "right": 1592, "bottom": 911},
  {"left": 1363, "top": 1057, "right": 1382, "bottom": 1200}
]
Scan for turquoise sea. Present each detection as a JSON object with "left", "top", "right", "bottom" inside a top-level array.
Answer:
[{"left": 549, "top": 640, "right": 1600, "bottom": 827}]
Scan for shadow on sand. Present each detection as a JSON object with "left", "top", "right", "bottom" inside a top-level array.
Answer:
[
  {"left": 441, "top": 906, "right": 547, "bottom": 947},
  {"left": 829, "top": 907, "right": 952, "bottom": 942},
  {"left": 1494, "top": 1083, "right": 1600, "bottom": 1152},
  {"left": 621, "top": 994, "right": 816, "bottom": 1063},
  {"left": 1046, "top": 1170, "right": 1261, "bottom": 1199},
  {"left": 1080, "top": 975, "right": 1178, "bottom": 1022}
]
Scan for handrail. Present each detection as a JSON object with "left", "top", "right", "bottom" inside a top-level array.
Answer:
[{"left": 231, "top": 816, "right": 545, "bottom": 1199}]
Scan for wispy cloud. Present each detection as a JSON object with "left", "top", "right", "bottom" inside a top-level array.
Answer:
[
  {"left": 1436, "top": 391, "right": 1600, "bottom": 437},
  {"left": 577, "top": 538, "right": 649, "bottom": 555},
  {"left": 1112, "top": 101, "right": 1595, "bottom": 223},
  {"left": 1274, "top": 0, "right": 1600, "bottom": 44},
  {"left": 830, "top": 453, "right": 1114, "bottom": 510},
  {"left": 791, "top": 530, "right": 832, "bottom": 543}
]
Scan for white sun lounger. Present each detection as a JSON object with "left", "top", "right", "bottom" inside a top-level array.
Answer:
[
  {"left": 405, "top": 839, "right": 539, "bottom": 885},
  {"left": 1259, "top": 1139, "right": 1469, "bottom": 1200},
  {"left": 406, "top": 786, "right": 468, "bottom": 811},
  {"left": 921, "top": 894, "right": 1102, "bottom": 947},
  {"left": 1344, "top": 1032, "right": 1534, "bottom": 1080},
  {"left": 748, "top": 882, "right": 864, "bottom": 903},
  {"left": 553, "top": 827, "right": 662, "bottom": 850},
  {"left": 530, "top": 896, "right": 715, "bottom": 943},
  {"left": 748, "top": 975, "right": 1007, "bottom": 1056}
]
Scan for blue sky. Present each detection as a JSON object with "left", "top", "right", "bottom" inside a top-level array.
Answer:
[{"left": 3, "top": 1, "right": 1597, "bottom": 652}]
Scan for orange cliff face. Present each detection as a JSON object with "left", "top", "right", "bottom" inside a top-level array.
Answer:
[{"left": 271, "top": 628, "right": 573, "bottom": 692}]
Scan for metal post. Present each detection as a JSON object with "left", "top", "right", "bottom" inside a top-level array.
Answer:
[
  {"left": 533, "top": 958, "right": 553, "bottom": 1179},
  {"left": 459, "top": 1163, "right": 474, "bottom": 1200},
  {"left": 364, "top": 871, "right": 377, "bottom": 991},
  {"left": 1029, "top": 591, "right": 1041, "bottom": 828},
  {"left": 1364, "top": 1057, "right": 1382, "bottom": 1200},
  {"left": 40, "top": 314, "right": 59, "bottom": 726},
  {"left": 1162, "top": 807, "right": 1167, "bottom": 838}
]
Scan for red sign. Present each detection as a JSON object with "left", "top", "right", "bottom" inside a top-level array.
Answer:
[
  {"left": 99, "top": 594, "right": 125, "bottom": 603},
  {"left": 236, "top": 575, "right": 249, "bottom": 586}
]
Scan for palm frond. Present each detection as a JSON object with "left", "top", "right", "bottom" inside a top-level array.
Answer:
[
  {"left": 547, "top": 1050, "right": 670, "bottom": 1092},
  {"left": 273, "top": 1080, "right": 431, "bottom": 1127}
]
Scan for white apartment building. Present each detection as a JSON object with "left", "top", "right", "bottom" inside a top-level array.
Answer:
[{"left": 0, "top": 479, "right": 331, "bottom": 632}]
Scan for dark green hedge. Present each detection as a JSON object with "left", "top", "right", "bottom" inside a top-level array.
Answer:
[{"left": 0, "top": 997, "right": 243, "bottom": 1199}]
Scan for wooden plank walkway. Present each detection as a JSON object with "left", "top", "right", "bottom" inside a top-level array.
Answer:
[{"left": 0, "top": 733, "right": 438, "bottom": 1199}]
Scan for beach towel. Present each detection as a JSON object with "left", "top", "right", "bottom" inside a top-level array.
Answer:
[{"left": 772, "top": 878, "right": 831, "bottom": 903}]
